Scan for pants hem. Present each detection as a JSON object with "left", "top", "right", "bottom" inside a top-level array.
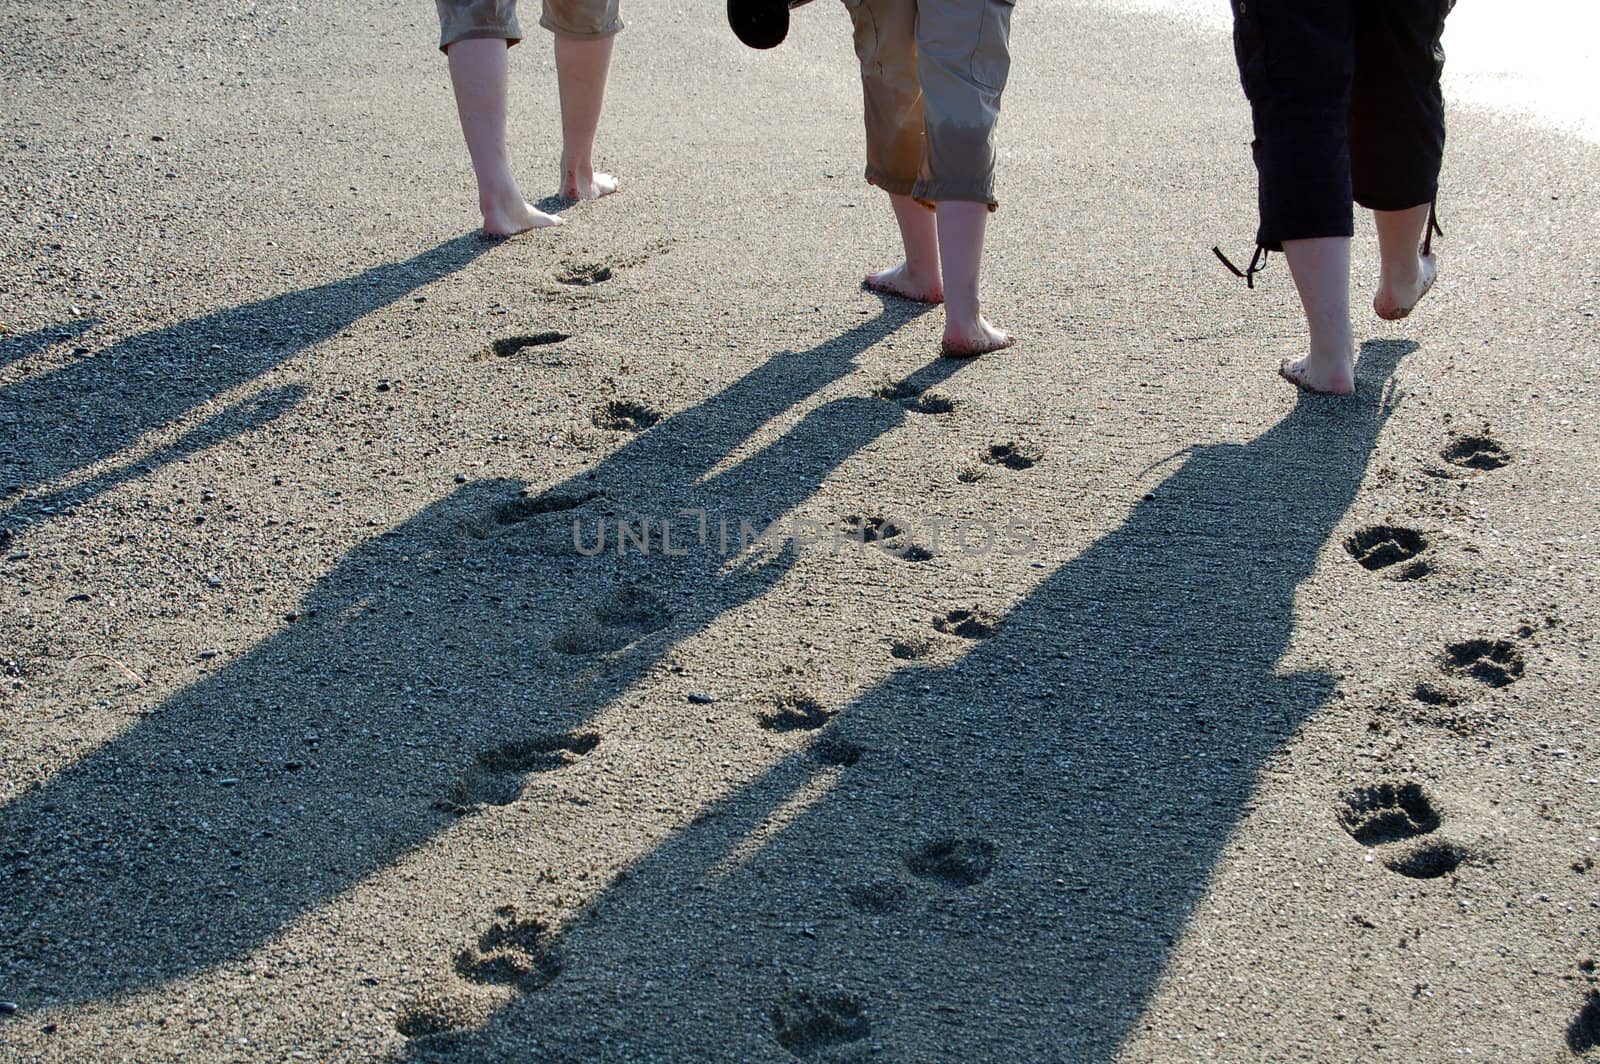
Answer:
[{"left": 539, "top": 15, "right": 624, "bottom": 40}]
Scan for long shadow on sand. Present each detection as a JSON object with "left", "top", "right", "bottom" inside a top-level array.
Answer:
[
  {"left": 0, "top": 235, "right": 489, "bottom": 522},
  {"left": 392, "top": 343, "right": 1416, "bottom": 1062},
  {"left": 0, "top": 301, "right": 956, "bottom": 1007}
]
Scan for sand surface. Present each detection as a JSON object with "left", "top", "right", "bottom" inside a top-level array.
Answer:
[{"left": 1, "top": 1, "right": 1597, "bottom": 1061}]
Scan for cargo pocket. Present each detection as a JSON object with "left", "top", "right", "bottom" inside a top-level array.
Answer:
[{"left": 970, "top": 0, "right": 1015, "bottom": 92}]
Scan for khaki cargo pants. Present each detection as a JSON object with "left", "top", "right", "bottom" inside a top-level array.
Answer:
[
  {"left": 436, "top": 0, "right": 623, "bottom": 50},
  {"left": 843, "top": 0, "right": 1014, "bottom": 209}
]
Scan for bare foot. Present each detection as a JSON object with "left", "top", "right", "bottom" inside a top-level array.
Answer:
[
  {"left": 863, "top": 262, "right": 943, "bottom": 304},
  {"left": 482, "top": 196, "right": 562, "bottom": 236},
  {"left": 941, "top": 315, "right": 1012, "bottom": 358},
  {"left": 1278, "top": 351, "right": 1356, "bottom": 396},
  {"left": 559, "top": 169, "right": 619, "bottom": 201},
  {"left": 1374, "top": 251, "right": 1438, "bottom": 321}
]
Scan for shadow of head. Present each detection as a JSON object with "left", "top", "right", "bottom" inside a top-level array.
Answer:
[
  {"left": 0, "top": 235, "right": 490, "bottom": 499},
  {"left": 0, "top": 317, "right": 100, "bottom": 371}
]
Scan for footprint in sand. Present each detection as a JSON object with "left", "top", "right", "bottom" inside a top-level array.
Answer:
[
  {"left": 556, "top": 262, "right": 614, "bottom": 287},
  {"left": 811, "top": 734, "right": 864, "bottom": 767},
  {"left": 1337, "top": 782, "right": 1467, "bottom": 879},
  {"left": 1411, "top": 682, "right": 1463, "bottom": 708},
  {"left": 463, "top": 489, "right": 602, "bottom": 539},
  {"left": 453, "top": 906, "right": 563, "bottom": 990},
  {"left": 759, "top": 693, "right": 835, "bottom": 733},
  {"left": 1384, "top": 839, "right": 1469, "bottom": 879},
  {"left": 872, "top": 379, "right": 957, "bottom": 416},
  {"left": 489, "top": 333, "right": 569, "bottom": 358},
  {"left": 1441, "top": 637, "right": 1525, "bottom": 688},
  {"left": 438, "top": 730, "right": 600, "bottom": 814},
  {"left": 1570, "top": 987, "right": 1600, "bottom": 1055},
  {"left": 770, "top": 990, "right": 871, "bottom": 1058},
  {"left": 492, "top": 490, "right": 601, "bottom": 527},
  {"left": 1441, "top": 433, "right": 1510, "bottom": 471},
  {"left": 395, "top": 995, "right": 483, "bottom": 1043},
  {"left": 550, "top": 585, "right": 672, "bottom": 656},
  {"left": 841, "top": 514, "right": 934, "bottom": 563},
  {"left": 980, "top": 440, "right": 1042, "bottom": 471},
  {"left": 1344, "top": 525, "right": 1430, "bottom": 580},
  {"left": 890, "top": 636, "right": 937, "bottom": 661},
  {"left": 590, "top": 399, "right": 661, "bottom": 433},
  {"left": 906, "top": 836, "right": 996, "bottom": 888},
  {"left": 845, "top": 878, "right": 907, "bottom": 914},
  {"left": 1337, "top": 782, "right": 1440, "bottom": 846},
  {"left": 933, "top": 608, "right": 1000, "bottom": 641}
]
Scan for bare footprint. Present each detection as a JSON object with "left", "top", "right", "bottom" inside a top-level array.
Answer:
[
  {"left": 770, "top": 990, "right": 871, "bottom": 1057},
  {"left": 1337, "top": 782, "right": 1440, "bottom": 846},
  {"left": 1384, "top": 839, "right": 1468, "bottom": 879},
  {"left": 453, "top": 907, "right": 562, "bottom": 990},
  {"left": 907, "top": 836, "right": 995, "bottom": 888},
  {"left": 490, "top": 333, "right": 569, "bottom": 358},
  {"left": 873, "top": 379, "right": 956, "bottom": 415},
  {"left": 1344, "top": 525, "right": 1430, "bottom": 580},
  {"left": 1441, "top": 433, "right": 1510, "bottom": 471},
  {"left": 591, "top": 399, "right": 661, "bottom": 432},
  {"left": 438, "top": 730, "right": 600, "bottom": 814},
  {"left": 981, "top": 441, "right": 1041, "bottom": 471},
  {"left": 1570, "top": 988, "right": 1600, "bottom": 1055},
  {"left": 551, "top": 586, "right": 672, "bottom": 656},
  {"left": 1442, "top": 638, "right": 1525, "bottom": 688},
  {"left": 933, "top": 608, "right": 999, "bottom": 640},
  {"left": 759, "top": 693, "right": 834, "bottom": 733}
]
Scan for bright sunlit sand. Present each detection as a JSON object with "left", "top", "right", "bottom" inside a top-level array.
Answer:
[{"left": 1099, "top": 0, "right": 1600, "bottom": 142}]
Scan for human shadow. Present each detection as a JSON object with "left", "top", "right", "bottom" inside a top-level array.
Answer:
[
  {"left": 392, "top": 342, "right": 1417, "bottom": 1062},
  {"left": 0, "top": 318, "right": 98, "bottom": 372},
  {"left": 0, "top": 235, "right": 488, "bottom": 512},
  {"left": 0, "top": 300, "right": 960, "bottom": 1007},
  {"left": 3, "top": 384, "right": 306, "bottom": 537}
]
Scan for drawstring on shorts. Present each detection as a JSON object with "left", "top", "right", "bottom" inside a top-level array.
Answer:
[
  {"left": 1213, "top": 202, "right": 1440, "bottom": 288},
  {"left": 1212, "top": 243, "right": 1269, "bottom": 288}
]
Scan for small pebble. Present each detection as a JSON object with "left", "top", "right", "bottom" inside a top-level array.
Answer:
[
  {"left": 0, "top": 1001, "right": 17, "bottom": 1015},
  {"left": 454, "top": 473, "right": 467, "bottom": 484},
  {"left": 687, "top": 691, "right": 716, "bottom": 705}
]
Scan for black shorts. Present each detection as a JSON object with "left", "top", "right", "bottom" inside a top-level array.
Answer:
[{"left": 1232, "top": 0, "right": 1453, "bottom": 250}]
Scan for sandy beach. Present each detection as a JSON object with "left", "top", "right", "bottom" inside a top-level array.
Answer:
[{"left": 1, "top": 0, "right": 1597, "bottom": 1060}]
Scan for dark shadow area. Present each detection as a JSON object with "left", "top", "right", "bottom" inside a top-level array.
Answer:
[
  {"left": 3, "top": 384, "right": 306, "bottom": 536},
  {"left": 0, "top": 235, "right": 489, "bottom": 509},
  {"left": 0, "top": 298, "right": 956, "bottom": 1006},
  {"left": 0, "top": 318, "right": 99, "bottom": 371},
  {"left": 393, "top": 343, "right": 1416, "bottom": 1062}
]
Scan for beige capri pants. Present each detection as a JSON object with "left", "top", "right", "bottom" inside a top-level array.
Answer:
[
  {"left": 843, "top": 0, "right": 1014, "bottom": 209},
  {"left": 436, "top": 0, "right": 623, "bottom": 50}
]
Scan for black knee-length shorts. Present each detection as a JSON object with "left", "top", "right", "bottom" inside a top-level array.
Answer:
[{"left": 1233, "top": 0, "right": 1453, "bottom": 251}]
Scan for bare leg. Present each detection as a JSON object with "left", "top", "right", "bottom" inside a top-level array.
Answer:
[
  {"left": 555, "top": 35, "right": 618, "bottom": 200},
  {"left": 936, "top": 201, "right": 1011, "bottom": 357},
  {"left": 1372, "top": 203, "right": 1437, "bottom": 320},
  {"left": 1279, "top": 236, "right": 1356, "bottom": 395},
  {"left": 446, "top": 38, "right": 561, "bottom": 234},
  {"left": 863, "top": 193, "right": 943, "bottom": 303}
]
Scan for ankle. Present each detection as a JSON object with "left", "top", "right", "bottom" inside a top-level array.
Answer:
[{"left": 1383, "top": 255, "right": 1424, "bottom": 286}]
